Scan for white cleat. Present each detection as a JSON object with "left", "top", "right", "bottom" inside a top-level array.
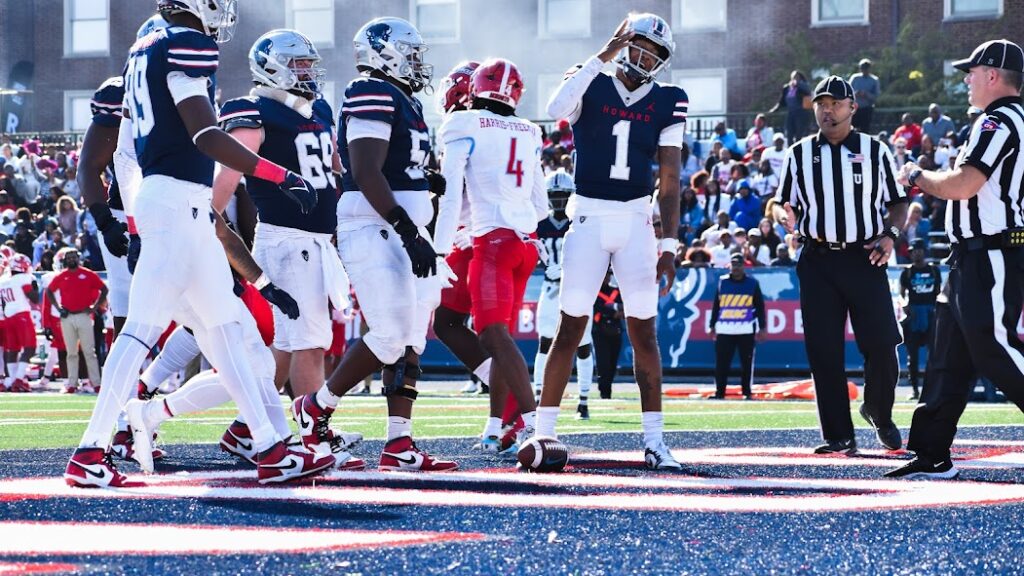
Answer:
[
  {"left": 644, "top": 442, "right": 683, "bottom": 471},
  {"left": 125, "top": 399, "right": 155, "bottom": 474}
]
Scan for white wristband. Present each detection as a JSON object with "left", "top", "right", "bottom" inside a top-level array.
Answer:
[
  {"left": 659, "top": 238, "right": 679, "bottom": 255},
  {"left": 253, "top": 273, "right": 271, "bottom": 290}
]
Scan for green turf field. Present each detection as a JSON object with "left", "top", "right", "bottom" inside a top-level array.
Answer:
[{"left": 1, "top": 389, "right": 1020, "bottom": 450}]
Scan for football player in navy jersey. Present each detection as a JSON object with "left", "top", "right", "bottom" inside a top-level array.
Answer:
[
  {"left": 533, "top": 170, "right": 596, "bottom": 420},
  {"left": 211, "top": 30, "right": 362, "bottom": 465},
  {"left": 293, "top": 17, "right": 458, "bottom": 472},
  {"left": 66, "top": 0, "right": 336, "bottom": 488},
  {"left": 536, "top": 13, "right": 686, "bottom": 470}
]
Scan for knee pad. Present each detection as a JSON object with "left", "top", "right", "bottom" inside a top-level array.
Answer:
[
  {"left": 576, "top": 344, "right": 593, "bottom": 359},
  {"left": 539, "top": 337, "right": 553, "bottom": 354}
]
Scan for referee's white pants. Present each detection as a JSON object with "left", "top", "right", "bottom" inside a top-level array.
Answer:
[{"left": 559, "top": 212, "right": 659, "bottom": 320}]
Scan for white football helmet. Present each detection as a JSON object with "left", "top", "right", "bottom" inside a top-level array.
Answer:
[
  {"left": 157, "top": 0, "right": 237, "bottom": 43},
  {"left": 545, "top": 169, "right": 575, "bottom": 214},
  {"left": 616, "top": 13, "right": 675, "bottom": 85},
  {"left": 137, "top": 14, "right": 169, "bottom": 39},
  {"left": 353, "top": 17, "right": 433, "bottom": 93},
  {"left": 250, "top": 29, "right": 325, "bottom": 98}
]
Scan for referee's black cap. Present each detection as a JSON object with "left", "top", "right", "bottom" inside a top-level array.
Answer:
[
  {"left": 812, "top": 76, "right": 855, "bottom": 102},
  {"left": 953, "top": 39, "right": 1024, "bottom": 73}
]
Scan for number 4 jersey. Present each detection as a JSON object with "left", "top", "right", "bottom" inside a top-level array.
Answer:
[
  {"left": 218, "top": 95, "right": 338, "bottom": 234},
  {"left": 123, "top": 26, "right": 218, "bottom": 187}
]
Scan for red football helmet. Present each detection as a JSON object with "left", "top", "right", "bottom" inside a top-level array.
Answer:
[
  {"left": 437, "top": 61, "right": 480, "bottom": 114},
  {"left": 470, "top": 58, "right": 524, "bottom": 110},
  {"left": 8, "top": 253, "right": 30, "bottom": 274}
]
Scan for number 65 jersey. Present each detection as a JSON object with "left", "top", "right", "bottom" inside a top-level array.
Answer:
[{"left": 218, "top": 96, "right": 338, "bottom": 234}]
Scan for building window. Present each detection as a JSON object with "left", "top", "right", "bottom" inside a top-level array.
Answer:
[
  {"left": 945, "top": 0, "right": 1003, "bottom": 20},
  {"left": 286, "top": 0, "right": 335, "bottom": 47},
  {"left": 64, "top": 0, "right": 109, "bottom": 57},
  {"left": 674, "top": 0, "right": 727, "bottom": 32},
  {"left": 539, "top": 0, "right": 590, "bottom": 39},
  {"left": 811, "top": 0, "right": 869, "bottom": 27},
  {"left": 64, "top": 91, "right": 94, "bottom": 132},
  {"left": 412, "top": 0, "right": 460, "bottom": 42},
  {"left": 672, "top": 69, "right": 727, "bottom": 115}
]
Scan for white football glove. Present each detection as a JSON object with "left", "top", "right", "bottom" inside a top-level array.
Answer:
[
  {"left": 453, "top": 228, "right": 473, "bottom": 251},
  {"left": 545, "top": 263, "right": 563, "bottom": 282},
  {"left": 438, "top": 257, "right": 459, "bottom": 289},
  {"left": 525, "top": 237, "right": 549, "bottom": 265}
]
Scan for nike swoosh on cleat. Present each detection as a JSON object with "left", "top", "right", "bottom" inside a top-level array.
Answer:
[
  {"left": 296, "top": 407, "right": 311, "bottom": 432},
  {"left": 231, "top": 434, "right": 253, "bottom": 452},
  {"left": 263, "top": 457, "right": 300, "bottom": 471},
  {"left": 77, "top": 463, "right": 108, "bottom": 480},
  {"left": 388, "top": 453, "right": 420, "bottom": 465}
]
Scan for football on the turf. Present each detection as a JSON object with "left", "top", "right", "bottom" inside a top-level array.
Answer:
[{"left": 517, "top": 437, "right": 569, "bottom": 473}]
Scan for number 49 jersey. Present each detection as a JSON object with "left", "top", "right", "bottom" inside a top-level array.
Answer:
[
  {"left": 123, "top": 26, "right": 218, "bottom": 187},
  {"left": 219, "top": 96, "right": 338, "bottom": 234},
  {"left": 572, "top": 73, "right": 688, "bottom": 202}
]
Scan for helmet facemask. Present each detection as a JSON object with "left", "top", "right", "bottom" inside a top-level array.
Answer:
[
  {"left": 395, "top": 40, "right": 433, "bottom": 93},
  {"left": 617, "top": 37, "right": 670, "bottom": 86}
]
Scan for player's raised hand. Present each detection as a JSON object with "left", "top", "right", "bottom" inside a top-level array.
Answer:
[
  {"left": 260, "top": 282, "right": 301, "bottom": 320},
  {"left": 278, "top": 171, "right": 319, "bottom": 215},
  {"left": 597, "top": 19, "right": 634, "bottom": 63}
]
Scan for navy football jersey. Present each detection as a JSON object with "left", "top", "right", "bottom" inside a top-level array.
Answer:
[
  {"left": 338, "top": 77, "right": 429, "bottom": 193},
  {"left": 90, "top": 76, "right": 126, "bottom": 211},
  {"left": 219, "top": 96, "right": 337, "bottom": 234},
  {"left": 123, "top": 26, "right": 218, "bottom": 187},
  {"left": 536, "top": 215, "right": 570, "bottom": 278},
  {"left": 572, "top": 74, "right": 688, "bottom": 201}
]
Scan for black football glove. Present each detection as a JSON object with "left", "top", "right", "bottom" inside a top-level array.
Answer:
[
  {"left": 278, "top": 171, "right": 318, "bottom": 215},
  {"left": 424, "top": 168, "right": 446, "bottom": 196},
  {"left": 127, "top": 234, "right": 141, "bottom": 275},
  {"left": 43, "top": 328, "right": 53, "bottom": 341},
  {"left": 386, "top": 206, "right": 437, "bottom": 278},
  {"left": 88, "top": 203, "right": 129, "bottom": 258},
  {"left": 260, "top": 282, "right": 300, "bottom": 320}
]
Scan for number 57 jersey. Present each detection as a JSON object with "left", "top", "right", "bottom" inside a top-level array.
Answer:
[{"left": 571, "top": 73, "right": 688, "bottom": 202}]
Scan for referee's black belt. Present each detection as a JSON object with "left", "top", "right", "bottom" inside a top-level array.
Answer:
[
  {"left": 955, "top": 228, "right": 1024, "bottom": 251},
  {"left": 804, "top": 238, "right": 864, "bottom": 251}
]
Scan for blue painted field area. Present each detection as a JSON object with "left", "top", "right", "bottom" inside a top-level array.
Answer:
[{"left": 1, "top": 426, "right": 1023, "bottom": 575}]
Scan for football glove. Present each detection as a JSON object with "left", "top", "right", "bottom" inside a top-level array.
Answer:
[
  {"left": 452, "top": 227, "right": 473, "bottom": 251},
  {"left": 88, "top": 203, "right": 129, "bottom": 258},
  {"left": 424, "top": 168, "right": 446, "bottom": 196},
  {"left": 127, "top": 234, "right": 141, "bottom": 274},
  {"left": 260, "top": 283, "right": 301, "bottom": 320},
  {"left": 437, "top": 257, "right": 458, "bottom": 289},
  {"left": 386, "top": 206, "right": 437, "bottom": 278},
  {"left": 279, "top": 171, "right": 319, "bottom": 215}
]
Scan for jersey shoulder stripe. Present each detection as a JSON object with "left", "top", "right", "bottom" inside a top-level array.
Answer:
[
  {"left": 91, "top": 76, "right": 125, "bottom": 127},
  {"left": 219, "top": 96, "right": 262, "bottom": 132},
  {"left": 342, "top": 78, "right": 402, "bottom": 124},
  {"left": 163, "top": 27, "right": 219, "bottom": 78}
]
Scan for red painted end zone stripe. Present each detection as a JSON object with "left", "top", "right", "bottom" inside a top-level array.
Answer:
[{"left": 0, "top": 562, "right": 79, "bottom": 575}]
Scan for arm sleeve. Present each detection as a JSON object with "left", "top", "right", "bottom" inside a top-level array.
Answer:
[
  {"left": 165, "top": 30, "right": 219, "bottom": 78},
  {"left": 962, "top": 114, "right": 1017, "bottom": 178},
  {"left": 753, "top": 282, "right": 766, "bottom": 330},
  {"left": 433, "top": 115, "right": 473, "bottom": 253},
  {"left": 167, "top": 72, "right": 211, "bottom": 105},
  {"left": 878, "top": 144, "right": 908, "bottom": 206},
  {"left": 218, "top": 98, "right": 263, "bottom": 132},
  {"left": 546, "top": 57, "right": 603, "bottom": 124},
  {"left": 90, "top": 77, "right": 125, "bottom": 128},
  {"left": 340, "top": 80, "right": 396, "bottom": 125},
  {"left": 345, "top": 118, "right": 391, "bottom": 143},
  {"left": 710, "top": 285, "right": 721, "bottom": 326},
  {"left": 531, "top": 132, "right": 548, "bottom": 219}
]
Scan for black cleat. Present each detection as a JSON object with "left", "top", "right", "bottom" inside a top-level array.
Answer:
[
  {"left": 575, "top": 403, "right": 590, "bottom": 420},
  {"left": 813, "top": 438, "right": 858, "bottom": 455},
  {"left": 859, "top": 404, "right": 902, "bottom": 450},
  {"left": 884, "top": 456, "right": 959, "bottom": 480}
]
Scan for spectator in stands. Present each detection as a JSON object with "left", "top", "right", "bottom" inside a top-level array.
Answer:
[
  {"left": 0, "top": 144, "right": 13, "bottom": 164},
  {"left": 681, "top": 244, "right": 712, "bottom": 269},
  {"left": 762, "top": 133, "right": 787, "bottom": 175},
  {"left": 45, "top": 248, "right": 107, "bottom": 394},
  {"left": 891, "top": 113, "right": 923, "bottom": 154},
  {"left": 725, "top": 163, "right": 750, "bottom": 197},
  {"left": 892, "top": 137, "right": 915, "bottom": 167},
  {"left": 38, "top": 249, "right": 55, "bottom": 272},
  {"left": 916, "top": 135, "right": 945, "bottom": 171},
  {"left": 732, "top": 228, "right": 748, "bottom": 257},
  {"left": 0, "top": 165, "right": 16, "bottom": 199},
  {"left": 33, "top": 223, "right": 66, "bottom": 265},
  {"left": 0, "top": 191, "right": 15, "bottom": 215},
  {"left": 703, "top": 177, "right": 731, "bottom": 223},
  {"left": 849, "top": 58, "right": 880, "bottom": 132},
  {"left": 679, "top": 141, "right": 700, "bottom": 187},
  {"left": 746, "top": 228, "right": 771, "bottom": 266},
  {"left": 758, "top": 218, "right": 782, "bottom": 255},
  {"left": 770, "top": 244, "right": 796, "bottom": 267},
  {"left": 745, "top": 113, "right": 774, "bottom": 152},
  {"left": 710, "top": 231, "right": 734, "bottom": 268},
  {"left": 679, "top": 185, "right": 706, "bottom": 244},
  {"left": 899, "top": 202, "right": 931, "bottom": 260},
  {"left": 934, "top": 131, "right": 957, "bottom": 170},
  {"left": 62, "top": 166, "right": 81, "bottom": 203},
  {"left": 729, "top": 179, "right": 761, "bottom": 231},
  {"left": 769, "top": 70, "right": 812, "bottom": 141},
  {"left": 12, "top": 221, "right": 33, "bottom": 257},
  {"left": 921, "top": 103, "right": 955, "bottom": 146},
  {"left": 56, "top": 195, "right": 80, "bottom": 240},
  {"left": 701, "top": 209, "right": 736, "bottom": 248},
  {"left": 713, "top": 121, "right": 744, "bottom": 158},
  {"left": 750, "top": 159, "right": 778, "bottom": 199},
  {"left": 704, "top": 140, "right": 723, "bottom": 173},
  {"left": 711, "top": 147, "right": 736, "bottom": 189},
  {"left": 555, "top": 118, "right": 575, "bottom": 152},
  {"left": 957, "top": 106, "right": 983, "bottom": 147}
]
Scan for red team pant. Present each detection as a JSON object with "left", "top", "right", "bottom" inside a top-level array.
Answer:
[
  {"left": 5, "top": 312, "right": 35, "bottom": 350},
  {"left": 469, "top": 228, "right": 538, "bottom": 331},
  {"left": 440, "top": 245, "right": 474, "bottom": 315}
]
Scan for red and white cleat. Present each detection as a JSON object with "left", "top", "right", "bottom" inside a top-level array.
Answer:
[
  {"left": 61, "top": 384, "right": 78, "bottom": 395},
  {"left": 220, "top": 420, "right": 258, "bottom": 465},
  {"left": 379, "top": 435, "right": 458, "bottom": 472},
  {"left": 110, "top": 430, "right": 134, "bottom": 461},
  {"left": 9, "top": 379, "right": 30, "bottom": 393},
  {"left": 78, "top": 381, "right": 98, "bottom": 395},
  {"left": 291, "top": 394, "right": 335, "bottom": 451},
  {"left": 64, "top": 447, "right": 128, "bottom": 488},
  {"left": 256, "top": 441, "right": 335, "bottom": 484}
]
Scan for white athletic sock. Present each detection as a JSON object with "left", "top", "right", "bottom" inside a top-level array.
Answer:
[
  {"left": 473, "top": 357, "right": 492, "bottom": 385},
  {"left": 642, "top": 411, "right": 664, "bottom": 448},
  {"left": 161, "top": 370, "right": 230, "bottom": 423},
  {"left": 79, "top": 322, "right": 164, "bottom": 449},
  {"left": 386, "top": 416, "right": 412, "bottom": 441},
  {"left": 535, "top": 406, "right": 560, "bottom": 438},
  {"left": 576, "top": 352, "right": 594, "bottom": 399},
  {"left": 203, "top": 322, "right": 277, "bottom": 453},
  {"left": 482, "top": 416, "right": 502, "bottom": 438},
  {"left": 316, "top": 384, "right": 341, "bottom": 409},
  {"left": 533, "top": 352, "right": 548, "bottom": 393},
  {"left": 521, "top": 410, "right": 536, "bottom": 431},
  {"left": 43, "top": 346, "right": 58, "bottom": 378},
  {"left": 16, "top": 362, "right": 28, "bottom": 380},
  {"left": 5, "top": 363, "right": 16, "bottom": 381},
  {"left": 140, "top": 326, "right": 200, "bottom": 392}
]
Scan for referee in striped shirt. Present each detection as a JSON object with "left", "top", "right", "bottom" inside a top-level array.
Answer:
[
  {"left": 887, "top": 39, "right": 1024, "bottom": 480},
  {"left": 770, "top": 75, "right": 909, "bottom": 455}
]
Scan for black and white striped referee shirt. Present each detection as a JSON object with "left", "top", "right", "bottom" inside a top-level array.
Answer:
[
  {"left": 774, "top": 131, "right": 907, "bottom": 243},
  {"left": 947, "top": 96, "right": 1024, "bottom": 241}
]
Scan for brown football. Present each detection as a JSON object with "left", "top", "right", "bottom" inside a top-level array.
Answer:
[{"left": 517, "top": 436, "right": 569, "bottom": 473}]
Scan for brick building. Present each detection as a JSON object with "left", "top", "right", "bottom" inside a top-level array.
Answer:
[{"left": 0, "top": 0, "right": 1020, "bottom": 133}]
